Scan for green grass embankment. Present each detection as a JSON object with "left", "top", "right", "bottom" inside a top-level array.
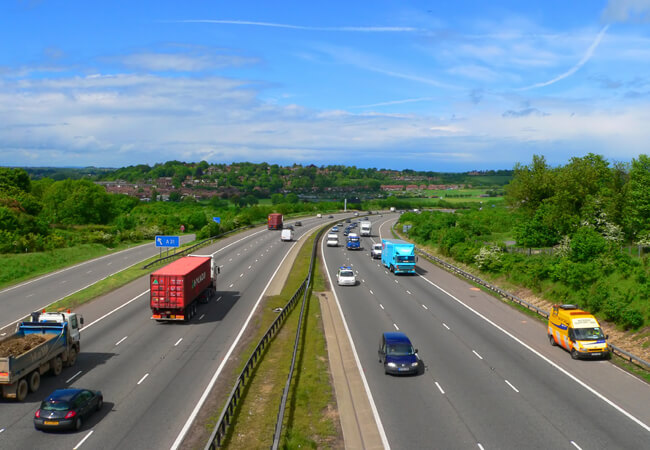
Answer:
[
  {"left": 0, "top": 241, "right": 153, "bottom": 290},
  {"left": 214, "top": 230, "right": 338, "bottom": 449}
]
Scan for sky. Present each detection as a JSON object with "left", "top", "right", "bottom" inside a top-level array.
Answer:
[{"left": 1, "top": 0, "right": 649, "bottom": 171}]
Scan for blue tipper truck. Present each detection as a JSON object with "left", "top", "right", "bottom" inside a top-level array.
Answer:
[
  {"left": 381, "top": 239, "right": 417, "bottom": 274},
  {"left": 0, "top": 311, "right": 83, "bottom": 401}
]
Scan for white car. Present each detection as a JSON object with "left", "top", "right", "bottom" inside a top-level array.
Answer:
[
  {"left": 326, "top": 233, "right": 339, "bottom": 247},
  {"left": 371, "top": 243, "right": 382, "bottom": 259},
  {"left": 336, "top": 266, "right": 356, "bottom": 286}
]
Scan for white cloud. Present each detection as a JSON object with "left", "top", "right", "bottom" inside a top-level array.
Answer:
[
  {"left": 120, "top": 52, "right": 257, "bottom": 72},
  {"left": 602, "top": 0, "right": 650, "bottom": 23},
  {"left": 172, "top": 19, "right": 420, "bottom": 33}
]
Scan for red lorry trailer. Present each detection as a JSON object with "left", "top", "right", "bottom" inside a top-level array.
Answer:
[
  {"left": 268, "top": 213, "right": 283, "bottom": 230},
  {"left": 150, "top": 255, "right": 217, "bottom": 321}
]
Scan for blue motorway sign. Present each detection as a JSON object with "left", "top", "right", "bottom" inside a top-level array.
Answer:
[
  {"left": 155, "top": 235, "right": 180, "bottom": 248},
  {"left": 213, "top": 217, "right": 221, "bottom": 224}
]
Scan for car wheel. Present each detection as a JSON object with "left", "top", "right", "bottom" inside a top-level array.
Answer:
[
  {"left": 570, "top": 348, "right": 579, "bottom": 360},
  {"left": 548, "top": 334, "right": 557, "bottom": 346},
  {"left": 16, "top": 379, "right": 29, "bottom": 401},
  {"left": 51, "top": 356, "right": 63, "bottom": 376},
  {"left": 96, "top": 396, "right": 103, "bottom": 411},
  {"left": 28, "top": 370, "right": 41, "bottom": 393},
  {"left": 66, "top": 347, "right": 77, "bottom": 367},
  {"left": 74, "top": 417, "right": 82, "bottom": 431}
]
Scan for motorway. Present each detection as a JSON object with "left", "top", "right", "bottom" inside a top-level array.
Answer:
[
  {"left": 0, "top": 215, "right": 342, "bottom": 449},
  {"left": 0, "top": 234, "right": 196, "bottom": 332},
  {"left": 322, "top": 214, "right": 650, "bottom": 449}
]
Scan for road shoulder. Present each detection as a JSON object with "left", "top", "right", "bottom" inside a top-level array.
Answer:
[{"left": 318, "top": 290, "right": 385, "bottom": 449}]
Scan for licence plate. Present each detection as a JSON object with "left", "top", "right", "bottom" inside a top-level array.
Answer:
[
  {"left": 398, "top": 368, "right": 409, "bottom": 371},
  {"left": 44, "top": 421, "right": 59, "bottom": 425},
  {"left": 591, "top": 352, "right": 601, "bottom": 356}
]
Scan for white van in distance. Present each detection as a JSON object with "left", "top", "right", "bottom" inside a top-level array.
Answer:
[{"left": 281, "top": 229, "right": 294, "bottom": 241}]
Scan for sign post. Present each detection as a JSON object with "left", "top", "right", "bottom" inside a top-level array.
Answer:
[{"left": 155, "top": 235, "right": 180, "bottom": 258}]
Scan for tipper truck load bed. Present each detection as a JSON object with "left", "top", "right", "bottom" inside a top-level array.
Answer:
[
  {"left": 150, "top": 255, "right": 218, "bottom": 321},
  {"left": 1, "top": 311, "right": 83, "bottom": 401}
]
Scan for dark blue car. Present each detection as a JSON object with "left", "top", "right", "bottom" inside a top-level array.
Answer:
[
  {"left": 378, "top": 332, "right": 423, "bottom": 375},
  {"left": 34, "top": 388, "right": 103, "bottom": 431}
]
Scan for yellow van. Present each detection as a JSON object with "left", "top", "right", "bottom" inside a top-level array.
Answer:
[{"left": 548, "top": 304, "right": 609, "bottom": 360}]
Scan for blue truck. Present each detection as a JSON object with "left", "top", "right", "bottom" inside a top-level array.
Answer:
[
  {"left": 346, "top": 233, "right": 361, "bottom": 250},
  {"left": 0, "top": 311, "right": 83, "bottom": 401},
  {"left": 381, "top": 239, "right": 417, "bottom": 274}
]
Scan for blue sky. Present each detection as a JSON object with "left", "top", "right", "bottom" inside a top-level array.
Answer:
[{"left": 1, "top": 0, "right": 649, "bottom": 171}]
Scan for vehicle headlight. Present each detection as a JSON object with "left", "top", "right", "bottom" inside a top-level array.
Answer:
[
  {"left": 411, "top": 362, "right": 419, "bottom": 367},
  {"left": 387, "top": 362, "right": 397, "bottom": 368}
]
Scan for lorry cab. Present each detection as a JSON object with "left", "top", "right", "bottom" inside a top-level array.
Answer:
[
  {"left": 29, "top": 311, "right": 83, "bottom": 345},
  {"left": 346, "top": 233, "right": 361, "bottom": 250},
  {"left": 548, "top": 304, "right": 609, "bottom": 359}
]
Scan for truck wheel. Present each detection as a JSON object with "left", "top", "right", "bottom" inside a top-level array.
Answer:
[
  {"left": 16, "top": 379, "right": 28, "bottom": 401},
  {"left": 28, "top": 371, "right": 41, "bottom": 393},
  {"left": 66, "top": 347, "right": 77, "bottom": 367},
  {"left": 51, "top": 357, "right": 63, "bottom": 376},
  {"left": 570, "top": 348, "right": 579, "bottom": 360},
  {"left": 548, "top": 334, "right": 557, "bottom": 346}
]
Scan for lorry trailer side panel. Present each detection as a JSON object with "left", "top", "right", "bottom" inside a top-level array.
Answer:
[{"left": 150, "top": 257, "right": 212, "bottom": 314}]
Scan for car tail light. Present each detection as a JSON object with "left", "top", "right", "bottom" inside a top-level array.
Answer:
[
  {"left": 35, "top": 409, "right": 41, "bottom": 418},
  {"left": 64, "top": 410, "right": 77, "bottom": 419}
]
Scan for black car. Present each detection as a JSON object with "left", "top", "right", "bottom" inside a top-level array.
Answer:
[
  {"left": 34, "top": 388, "right": 103, "bottom": 431},
  {"left": 345, "top": 218, "right": 351, "bottom": 223},
  {"left": 284, "top": 225, "right": 294, "bottom": 230},
  {"left": 328, "top": 215, "right": 334, "bottom": 218},
  {"left": 378, "top": 332, "right": 423, "bottom": 375},
  {"left": 294, "top": 221, "right": 302, "bottom": 226}
]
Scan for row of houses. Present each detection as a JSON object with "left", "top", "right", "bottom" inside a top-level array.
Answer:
[{"left": 380, "top": 184, "right": 465, "bottom": 191}]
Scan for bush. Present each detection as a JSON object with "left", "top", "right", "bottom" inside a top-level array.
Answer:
[
  {"left": 570, "top": 227, "right": 607, "bottom": 262},
  {"left": 440, "top": 228, "right": 467, "bottom": 256},
  {"left": 621, "top": 307, "right": 644, "bottom": 330},
  {"left": 474, "top": 245, "right": 503, "bottom": 272}
]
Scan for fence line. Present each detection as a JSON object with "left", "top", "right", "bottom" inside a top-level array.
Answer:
[{"left": 204, "top": 225, "right": 326, "bottom": 449}]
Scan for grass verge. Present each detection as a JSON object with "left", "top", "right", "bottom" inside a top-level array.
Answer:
[
  {"left": 213, "top": 229, "right": 338, "bottom": 449},
  {"left": 40, "top": 240, "right": 202, "bottom": 313},
  {"left": 0, "top": 241, "right": 152, "bottom": 290}
]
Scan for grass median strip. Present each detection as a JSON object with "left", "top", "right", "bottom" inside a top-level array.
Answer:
[{"left": 212, "top": 229, "right": 339, "bottom": 449}]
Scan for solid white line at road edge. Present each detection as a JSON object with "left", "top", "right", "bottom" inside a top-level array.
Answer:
[
  {"left": 417, "top": 275, "right": 650, "bottom": 434},
  {"left": 73, "top": 430, "right": 93, "bottom": 449},
  {"left": 170, "top": 234, "right": 302, "bottom": 450},
  {"left": 322, "top": 235, "right": 391, "bottom": 449}
]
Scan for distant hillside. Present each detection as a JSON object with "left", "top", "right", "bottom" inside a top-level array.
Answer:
[{"left": 16, "top": 162, "right": 513, "bottom": 200}]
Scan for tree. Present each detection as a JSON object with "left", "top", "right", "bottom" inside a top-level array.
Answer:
[
  {"left": 270, "top": 193, "right": 284, "bottom": 205},
  {"left": 42, "top": 179, "right": 113, "bottom": 224},
  {"left": 168, "top": 190, "right": 182, "bottom": 202},
  {"left": 505, "top": 155, "right": 555, "bottom": 213},
  {"left": 623, "top": 154, "right": 650, "bottom": 237},
  {"left": 0, "top": 168, "right": 31, "bottom": 192}
]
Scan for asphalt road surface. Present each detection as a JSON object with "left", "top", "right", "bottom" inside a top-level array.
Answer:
[
  {"left": 0, "top": 214, "right": 351, "bottom": 449},
  {"left": 322, "top": 214, "right": 650, "bottom": 450}
]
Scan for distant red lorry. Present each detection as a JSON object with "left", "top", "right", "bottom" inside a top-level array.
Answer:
[
  {"left": 268, "top": 213, "right": 283, "bottom": 230},
  {"left": 150, "top": 255, "right": 218, "bottom": 321}
]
